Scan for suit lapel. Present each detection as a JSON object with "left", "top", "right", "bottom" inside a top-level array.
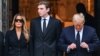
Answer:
[
  {"left": 37, "top": 18, "right": 44, "bottom": 40},
  {"left": 12, "top": 30, "right": 19, "bottom": 44},
  {"left": 13, "top": 30, "right": 23, "bottom": 41},
  {"left": 82, "top": 26, "right": 87, "bottom": 42},
  {"left": 43, "top": 17, "right": 53, "bottom": 37},
  {"left": 71, "top": 26, "right": 76, "bottom": 43},
  {"left": 38, "top": 18, "right": 43, "bottom": 34}
]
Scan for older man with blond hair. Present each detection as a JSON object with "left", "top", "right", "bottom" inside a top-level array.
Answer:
[{"left": 58, "top": 13, "right": 99, "bottom": 56}]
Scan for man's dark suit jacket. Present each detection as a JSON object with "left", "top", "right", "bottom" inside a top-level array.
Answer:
[
  {"left": 30, "top": 16, "right": 63, "bottom": 56},
  {"left": 0, "top": 31, "right": 4, "bottom": 56},
  {"left": 58, "top": 26, "right": 99, "bottom": 56}
]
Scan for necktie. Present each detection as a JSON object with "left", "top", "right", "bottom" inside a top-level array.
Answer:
[
  {"left": 43, "top": 19, "right": 46, "bottom": 34},
  {"left": 76, "top": 31, "right": 80, "bottom": 48}
]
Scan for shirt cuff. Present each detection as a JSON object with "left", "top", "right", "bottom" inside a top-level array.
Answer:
[
  {"left": 87, "top": 48, "right": 89, "bottom": 52},
  {"left": 67, "top": 47, "right": 70, "bottom": 53}
]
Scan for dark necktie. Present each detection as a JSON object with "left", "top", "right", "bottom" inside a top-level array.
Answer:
[
  {"left": 76, "top": 31, "right": 80, "bottom": 48},
  {"left": 43, "top": 19, "right": 46, "bottom": 34}
]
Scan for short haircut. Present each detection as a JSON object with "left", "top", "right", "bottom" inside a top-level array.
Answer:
[
  {"left": 72, "top": 13, "right": 85, "bottom": 22},
  {"left": 38, "top": 0, "right": 50, "bottom": 8}
]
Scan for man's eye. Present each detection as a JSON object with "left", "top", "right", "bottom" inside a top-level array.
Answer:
[{"left": 40, "top": 8, "right": 43, "bottom": 10}]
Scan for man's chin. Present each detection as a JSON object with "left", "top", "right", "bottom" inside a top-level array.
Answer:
[
  {"left": 39, "top": 15, "right": 43, "bottom": 17},
  {"left": 38, "top": 14, "right": 43, "bottom": 16}
]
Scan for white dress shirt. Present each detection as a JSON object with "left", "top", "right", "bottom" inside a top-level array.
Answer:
[
  {"left": 75, "top": 27, "right": 89, "bottom": 51},
  {"left": 67, "top": 27, "right": 84, "bottom": 52},
  {"left": 75, "top": 28, "right": 84, "bottom": 43},
  {"left": 41, "top": 15, "right": 50, "bottom": 32}
]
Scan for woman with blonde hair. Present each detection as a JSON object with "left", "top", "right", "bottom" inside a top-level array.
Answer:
[{"left": 4, "top": 14, "right": 30, "bottom": 56}]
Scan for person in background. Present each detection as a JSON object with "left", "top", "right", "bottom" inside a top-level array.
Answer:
[{"left": 76, "top": 3, "right": 95, "bottom": 28}]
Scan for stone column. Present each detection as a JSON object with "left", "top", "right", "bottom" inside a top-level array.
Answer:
[
  {"left": 0, "top": 0, "right": 2, "bottom": 31},
  {"left": 2, "top": 0, "right": 9, "bottom": 33}
]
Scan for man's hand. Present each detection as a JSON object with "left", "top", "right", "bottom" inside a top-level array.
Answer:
[
  {"left": 68, "top": 43, "right": 76, "bottom": 50},
  {"left": 80, "top": 42, "right": 89, "bottom": 48}
]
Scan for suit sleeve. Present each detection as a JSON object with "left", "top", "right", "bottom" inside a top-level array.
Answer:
[
  {"left": 4, "top": 31, "right": 9, "bottom": 56},
  {"left": 56, "top": 20, "right": 63, "bottom": 56},
  {"left": 56, "top": 20, "right": 62, "bottom": 43},
  {"left": 0, "top": 32, "right": 4, "bottom": 56},
  {"left": 58, "top": 29, "right": 68, "bottom": 52},
  {"left": 88, "top": 29, "right": 99, "bottom": 52},
  {"left": 29, "top": 20, "right": 34, "bottom": 56}
]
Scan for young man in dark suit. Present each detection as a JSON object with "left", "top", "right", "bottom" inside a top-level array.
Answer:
[
  {"left": 30, "top": 1, "right": 62, "bottom": 56},
  {"left": 58, "top": 13, "right": 99, "bottom": 56}
]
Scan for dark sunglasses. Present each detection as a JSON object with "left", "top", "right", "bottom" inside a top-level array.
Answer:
[{"left": 15, "top": 19, "right": 24, "bottom": 23}]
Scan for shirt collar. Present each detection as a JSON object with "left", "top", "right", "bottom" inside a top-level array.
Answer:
[
  {"left": 75, "top": 27, "right": 84, "bottom": 33},
  {"left": 41, "top": 15, "right": 50, "bottom": 20}
]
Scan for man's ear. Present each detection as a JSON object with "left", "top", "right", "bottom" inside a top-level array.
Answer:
[
  {"left": 47, "top": 8, "right": 50, "bottom": 12},
  {"left": 83, "top": 21, "right": 85, "bottom": 24}
]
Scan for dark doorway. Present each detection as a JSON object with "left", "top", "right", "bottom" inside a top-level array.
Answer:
[
  {"left": 12, "top": 0, "right": 19, "bottom": 17},
  {"left": 9, "top": 0, "right": 19, "bottom": 27}
]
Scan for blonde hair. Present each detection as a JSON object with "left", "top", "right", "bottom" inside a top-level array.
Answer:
[
  {"left": 72, "top": 13, "right": 85, "bottom": 22},
  {"left": 10, "top": 14, "right": 29, "bottom": 43}
]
